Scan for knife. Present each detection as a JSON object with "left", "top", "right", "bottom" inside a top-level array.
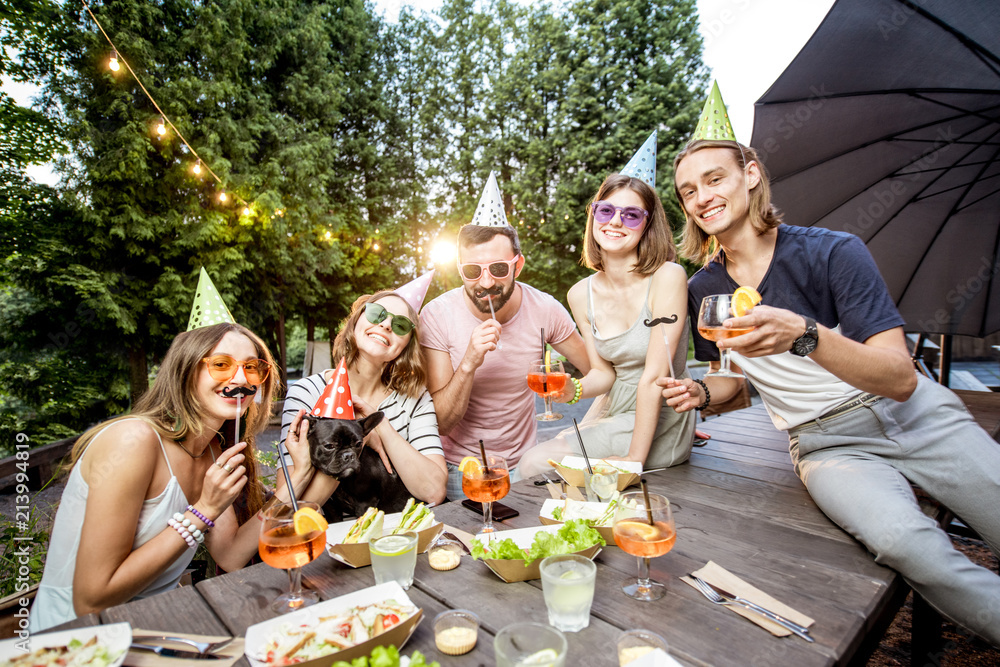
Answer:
[
  {"left": 700, "top": 580, "right": 814, "bottom": 640},
  {"left": 131, "top": 643, "right": 227, "bottom": 660}
]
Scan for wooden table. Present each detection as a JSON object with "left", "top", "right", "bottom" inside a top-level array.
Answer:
[{"left": 49, "top": 405, "right": 906, "bottom": 666}]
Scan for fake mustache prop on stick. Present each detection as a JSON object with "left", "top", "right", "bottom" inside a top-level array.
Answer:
[{"left": 221, "top": 385, "right": 258, "bottom": 446}]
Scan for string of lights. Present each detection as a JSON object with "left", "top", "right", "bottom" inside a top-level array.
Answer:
[{"left": 81, "top": 0, "right": 248, "bottom": 213}]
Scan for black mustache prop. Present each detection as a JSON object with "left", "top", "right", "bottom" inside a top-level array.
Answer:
[
  {"left": 643, "top": 315, "right": 678, "bottom": 328},
  {"left": 221, "top": 385, "right": 258, "bottom": 398}
]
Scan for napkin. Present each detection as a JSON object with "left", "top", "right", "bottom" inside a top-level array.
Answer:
[
  {"left": 126, "top": 631, "right": 244, "bottom": 667},
  {"left": 681, "top": 561, "right": 814, "bottom": 637}
]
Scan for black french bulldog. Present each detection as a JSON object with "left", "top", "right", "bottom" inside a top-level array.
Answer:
[{"left": 303, "top": 413, "right": 412, "bottom": 521}]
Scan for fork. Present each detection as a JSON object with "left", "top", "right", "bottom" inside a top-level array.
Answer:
[
  {"left": 690, "top": 577, "right": 814, "bottom": 642},
  {"left": 131, "top": 635, "right": 236, "bottom": 655}
]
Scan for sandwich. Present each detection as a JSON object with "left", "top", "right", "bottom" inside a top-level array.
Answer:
[
  {"left": 343, "top": 507, "right": 384, "bottom": 544},
  {"left": 391, "top": 498, "right": 435, "bottom": 533}
]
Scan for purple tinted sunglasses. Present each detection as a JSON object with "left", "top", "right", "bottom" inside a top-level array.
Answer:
[{"left": 590, "top": 201, "right": 648, "bottom": 228}]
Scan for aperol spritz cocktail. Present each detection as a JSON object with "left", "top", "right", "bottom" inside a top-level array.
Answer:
[
  {"left": 528, "top": 358, "right": 569, "bottom": 421},
  {"left": 462, "top": 454, "right": 510, "bottom": 535},
  {"left": 612, "top": 492, "right": 675, "bottom": 601},
  {"left": 698, "top": 294, "right": 753, "bottom": 378},
  {"left": 259, "top": 501, "right": 325, "bottom": 613}
]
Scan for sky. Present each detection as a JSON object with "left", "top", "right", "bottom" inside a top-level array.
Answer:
[{"left": 3, "top": 0, "right": 836, "bottom": 185}]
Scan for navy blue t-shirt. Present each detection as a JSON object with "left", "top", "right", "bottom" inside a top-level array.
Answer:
[{"left": 689, "top": 225, "right": 905, "bottom": 362}]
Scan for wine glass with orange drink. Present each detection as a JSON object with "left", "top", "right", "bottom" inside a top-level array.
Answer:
[
  {"left": 697, "top": 287, "right": 761, "bottom": 378},
  {"left": 612, "top": 491, "right": 676, "bottom": 601},
  {"left": 528, "top": 357, "right": 569, "bottom": 421},
  {"left": 258, "top": 501, "right": 328, "bottom": 613},
  {"left": 460, "top": 454, "right": 511, "bottom": 536}
]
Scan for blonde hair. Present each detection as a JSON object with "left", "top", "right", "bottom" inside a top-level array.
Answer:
[
  {"left": 70, "top": 323, "right": 277, "bottom": 523},
  {"left": 332, "top": 291, "right": 427, "bottom": 399},
  {"left": 581, "top": 174, "right": 678, "bottom": 275},
  {"left": 673, "top": 139, "right": 783, "bottom": 265}
]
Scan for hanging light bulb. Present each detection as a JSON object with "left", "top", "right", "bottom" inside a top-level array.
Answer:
[
  {"left": 242, "top": 206, "right": 251, "bottom": 216},
  {"left": 219, "top": 191, "right": 228, "bottom": 203},
  {"left": 375, "top": 228, "right": 380, "bottom": 234},
  {"left": 192, "top": 160, "right": 202, "bottom": 176},
  {"left": 156, "top": 118, "right": 166, "bottom": 137},
  {"left": 373, "top": 242, "right": 380, "bottom": 251},
  {"left": 109, "top": 50, "right": 120, "bottom": 72}
]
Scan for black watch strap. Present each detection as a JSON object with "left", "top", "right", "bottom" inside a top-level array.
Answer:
[{"left": 791, "top": 316, "right": 819, "bottom": 357}]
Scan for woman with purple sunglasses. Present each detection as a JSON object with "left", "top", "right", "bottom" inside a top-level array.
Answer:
[{"left": 519, "top": 173, "right": 695, "bottom": 476}]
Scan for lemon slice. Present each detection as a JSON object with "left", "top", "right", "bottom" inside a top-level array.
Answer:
[
  {"left": 293, "top": 507, "right": 328, "bottom": 535},
  {"left": 458, "top": 456, "right": 483, "bottom": 476},
  {"left": 627, "top": 521, "right": 661, "bottom": 540},
  {"left": 519, "top": 648, "right": 560, "bottom": 666},
  {"left": 544, "top": 348, "right": 551, "bottom": 373},
  {"left": 732, "top": 286, "right": 762, "bottom": 317}
]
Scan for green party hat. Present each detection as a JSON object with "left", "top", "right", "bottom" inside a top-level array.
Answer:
[
  {"left": 692, "top": 80, "right": 737, "bottom": 142},
  {"left": 187, "top": 267, "right": 235, "bottom": 331}
]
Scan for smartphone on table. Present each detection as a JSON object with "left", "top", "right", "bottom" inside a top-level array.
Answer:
[{"left": 461, "top": 499, "right": 520, "bottom": 521}]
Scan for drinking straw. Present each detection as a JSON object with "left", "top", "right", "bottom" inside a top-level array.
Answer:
[
  {"left": 572, "top": 418, "right": 594, "bottom": 474},
  {"left": 277, "top": 423, "right": 300, "bottom": 513},
  {"left": 487, "top": 295, "right": 502, "bottom": 350},
  {"left": 540, "top": 328, "right": 546, "bottom": 362},
  {"left": 479, "top": 439, "right": 488, "bottom": 470},
  {"left": 659, "top": 324, "right": 674, "bottom": 379},
  {"left": 640, "top": 479, "right": 655, "bottom": 525}
]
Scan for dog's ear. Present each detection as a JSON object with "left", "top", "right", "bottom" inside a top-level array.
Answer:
[{"left": 358, "top": 411, "right": 384, "bottom": 436}]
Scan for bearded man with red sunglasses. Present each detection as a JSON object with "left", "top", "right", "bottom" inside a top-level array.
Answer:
[{"left": 421, "top": 224, "right": 591, "bottom": 500}]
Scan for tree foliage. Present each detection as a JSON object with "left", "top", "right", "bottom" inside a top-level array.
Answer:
[{"left": 1, "top": 0, "right": 706, "bottom": 451}]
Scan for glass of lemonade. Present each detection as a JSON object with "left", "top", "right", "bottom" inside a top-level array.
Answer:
[
  {"left": 539, "top": 554, "right": 597, "bottom": 632},
  {"left": 584, "top": 464, "right": 618, "bottom": 502},
  {"left": 494, "top": 622, "right": 568, "bottom": 667},
  {"left": 617, "top": 629, "right": 668, "bottom": 666},
  {"left": 369, "top": 531, "right": 418, "bottom": 590}
]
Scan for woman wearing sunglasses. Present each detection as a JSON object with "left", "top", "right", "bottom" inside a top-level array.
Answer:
[
  {"left": 519, "top": 173, "right": 696, "bottom": 477},
  {"left": 30, "top": 322, "right": 308, "bottom": 631},
  {"left": 280, "top": 291, "right": 447, "bottom": 516}
]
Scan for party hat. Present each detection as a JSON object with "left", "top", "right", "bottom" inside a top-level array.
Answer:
[
  {"left": 187, "top": 267, "right": 235, "bottom": 331},
  {"left": 620, "top": 130, "right": 657, "bottom": 188},
  {"left": 470, "top": 171, "right": 509, "bottom": 227},
  {"left": 311, "top": 358, "right": 355, "bottom": 419},
  {"left": 396, "top": 270, "right": 434, "bottom": 314},
  {"left": 692, "top": 80, "right": 737, "bottom": 142}
]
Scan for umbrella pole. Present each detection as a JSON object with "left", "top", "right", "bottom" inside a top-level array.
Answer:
[{"left": 938, "top": 335, "right": 953, "bottom": 387}]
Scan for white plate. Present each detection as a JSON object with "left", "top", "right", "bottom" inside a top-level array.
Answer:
[
  {"left": 243, "top": 582, "right": 415, "bottom": 667},
  {"left": 0, "top": 622, "right": 131, "bottom": 667}
]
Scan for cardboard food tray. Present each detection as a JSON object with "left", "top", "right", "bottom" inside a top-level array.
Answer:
[
  {"left": 244, "top": 581, "right": 421, "bottom": 667},
  {"left": 553, "top": 456, "right": 642, "bottom": 491},
  {"left": 471, "top": 524, "right": 602, "bottom": 583},
  {"left": 538, "top": 497, "right": 615, "bottom": 543},
  {"left": 127, "top": 631, "right": 245, "bottom": 667},
  {"left": 326, "top": 511, "right": 444, "bottom": 567},
  {"left": 0, "top": 622, "right": 132, "bottom": 667}
]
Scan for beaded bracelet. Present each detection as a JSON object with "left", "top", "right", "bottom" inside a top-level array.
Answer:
[
  {"left": 693, "top": 379, "right": 711, "bottom": 411},
  {"left": 168, "top": 518, "right": 197, "bottom": 549},
  {"left": 187, "top": 505, "right": 215, "bottom": 529},
  {"left": 566, "top": 378, "right": 583, "bottom": 405},
  {"left": 173, "top": 513, "right": 205, "bottom": 544}
]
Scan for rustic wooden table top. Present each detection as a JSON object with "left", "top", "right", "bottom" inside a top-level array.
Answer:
[{"left": 48, "top": 405, "right": 906, "bottom": 666}]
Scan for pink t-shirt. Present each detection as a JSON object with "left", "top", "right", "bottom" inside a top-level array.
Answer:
[{"left": 420, "top": 284, "right": 577, "bottom": 467}]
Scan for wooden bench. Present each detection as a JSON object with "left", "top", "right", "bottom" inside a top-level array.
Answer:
[{"left": 0, "top": 436, "right": 77, "bottom": 491}]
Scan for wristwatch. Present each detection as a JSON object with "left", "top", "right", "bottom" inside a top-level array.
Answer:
[{"left": 790, "top": 316, "right": 818, "bottom": 356}]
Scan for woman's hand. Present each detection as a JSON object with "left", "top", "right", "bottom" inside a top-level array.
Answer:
[
  {"left": 657, "top": 377, "right": 703, "bottom": 413},
  {"left": 198, "top": 442, "right": 249, "bottom": 518},
  {"left": 285, "top": 409, "right": 314, "bottom": 472}
]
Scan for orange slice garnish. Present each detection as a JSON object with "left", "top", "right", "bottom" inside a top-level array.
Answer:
[
  {"left": 458, "top": 456, "right": 483, "bottom": 476},
  {"left": 732, "top": 286, "right": 762, "bottom": 317},
  {"left": 293, "top": 507, "right": 328, "bottom": 535}
]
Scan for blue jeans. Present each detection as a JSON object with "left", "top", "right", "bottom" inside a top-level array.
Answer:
[
  {"left": 446, "top": 463, "right": 522, "bottom": 502},
  {"left": 789, "top": 375, "right": 1000, "bottom": 644}
]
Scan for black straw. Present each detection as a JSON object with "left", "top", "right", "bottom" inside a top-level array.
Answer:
[
  {"left": 479, "top": 439, "right": 488, "bottom": 471},
  {"left": 572, "top": 418, "right": 593, "bottom": 474},
  {"left": 640, "top": 479, "right": 654, "bottom": 526}
]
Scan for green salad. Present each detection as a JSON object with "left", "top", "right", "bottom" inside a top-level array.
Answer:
[
  {"left": 330, "top": 645, "right": 438, "bottom": 667},
  {"left": 470, "top": 519, "right": 605, "bottom": 565}
]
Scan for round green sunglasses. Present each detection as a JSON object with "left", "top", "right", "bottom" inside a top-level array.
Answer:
[{"left": 364, "top": 302, "right": 415, "bottom": 336}]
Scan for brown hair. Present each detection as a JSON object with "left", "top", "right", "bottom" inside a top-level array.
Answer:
[
  {"left": 332, "top": 291, "right": 427, "bottom": 399},
  {"left": 673, "top": 139, "right": 783, "bottom": 265},
  {"left": 581, "top": 174, "right": 677, "bottom": 275},
  {"left": 457, "top": 224, "right": 522, "bottom": 257},
  {"left": 71, "top": 322, "right": 277, "bottom": 523}
]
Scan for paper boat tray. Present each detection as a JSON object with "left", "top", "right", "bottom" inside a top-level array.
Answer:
[
  {"left": 553, "top": 456, "right": 641, "bottom": 491},
  {"left": 326, "top": 511, "right": 443, "bottom": 568},
  {"left": 474, "top": 524, "right": 601, "bottom": 583}
]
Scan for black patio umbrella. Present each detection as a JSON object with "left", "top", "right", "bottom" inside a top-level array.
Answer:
[{"left": 750, "top": 0, "right": 1000, "bottom": 339}]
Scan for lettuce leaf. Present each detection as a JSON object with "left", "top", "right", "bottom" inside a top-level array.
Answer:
[
  {"left": 330, "top": 647, "right": 439, "bottom": 667},
  {"left": 471, "top": 520, "right": 605, "bottom": 565}
]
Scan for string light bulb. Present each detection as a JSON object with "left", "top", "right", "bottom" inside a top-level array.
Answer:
[
  {"left": 242, "top": 206, "right": 251, "bottom": 216},
  {"left": 192, "top": 160, "right": 202, "bottom": 176},
  {"left": 156, "top": 118, "right": 166, "bottom": 137},
  {"left": 373, "top": 242, "right": 380, "bottom": 251},
  {"left": 219, "top": 191, "right": 227, "bottom": 203},
  {"left": 109, "top": 50, "right": 120, "bottom": 72}
]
